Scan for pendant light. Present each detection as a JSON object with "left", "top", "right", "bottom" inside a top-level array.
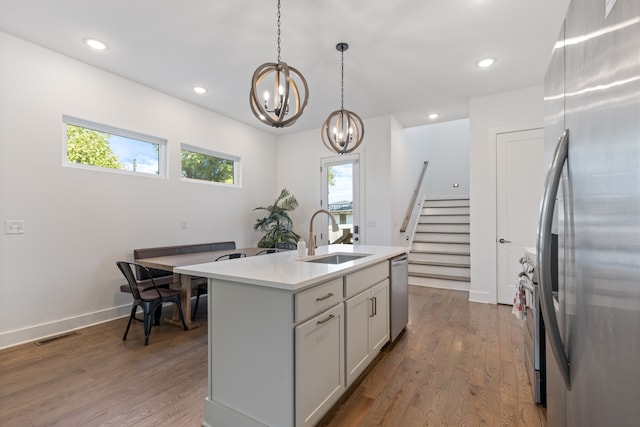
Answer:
[
  {"left": 321, "top": 42, "right": 364, "bottom": 154},
  {"left": 250, "top": 0, "right": 309, "bottom": 128}
]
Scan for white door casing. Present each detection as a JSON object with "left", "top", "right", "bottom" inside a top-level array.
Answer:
[
  {"left": 496, "top": 128, "right": 544, "bottom": 304},
  {"left": 320, "top": 154, "right": 361, "bottom": 246}
]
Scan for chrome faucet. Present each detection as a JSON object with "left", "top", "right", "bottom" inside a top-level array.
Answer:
[{"left": 308, "top": 209, "right": 339, "bottom": 256}]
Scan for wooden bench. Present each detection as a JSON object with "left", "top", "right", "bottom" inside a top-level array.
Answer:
[{"left": 119, "top": 241, "right": 236, "bottom": 293}]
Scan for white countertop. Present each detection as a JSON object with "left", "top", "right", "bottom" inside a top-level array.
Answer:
[{"left": 175, "top": 244, "right": 409, "bottom": 292}]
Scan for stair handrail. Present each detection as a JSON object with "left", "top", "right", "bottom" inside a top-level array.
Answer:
[{"left": 400, "top": 161, "right": 429, "bottom": 241}]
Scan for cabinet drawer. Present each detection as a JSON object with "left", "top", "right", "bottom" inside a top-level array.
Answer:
[
  {"left": 295, "top": 277, "right": 343, "bottom": 322},
  {"left": 345, "top": 261, "right": 388, "bottom": 298}
]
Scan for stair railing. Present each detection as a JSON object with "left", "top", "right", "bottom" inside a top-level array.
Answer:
[{"left": 400, "top": 161, "right": 429, "bottom": 243}]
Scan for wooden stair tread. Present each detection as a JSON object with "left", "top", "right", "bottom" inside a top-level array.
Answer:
[
  {"left": 410, "top": 250, "right": 471, "bottom": 256},
  {"left": 411, "top": 249, "right": 471, "bottom": 255},
  {"left": 420, "top": 213, "right": 469, "bottom": 217},
  {"left": 409, "top": 261, "right": 470, "bottom": 268},
  {"left": 409, "top": 272, "right": 471, "bottom": 282},
  {"left": 415, "top": 231, "right": 470, "bottom": 234},
  {"left": 413, "top": 240, "right": 469, "bottom": 244},
  {"left": 411, "top": 198, "right": 471, "bottom": 284}
]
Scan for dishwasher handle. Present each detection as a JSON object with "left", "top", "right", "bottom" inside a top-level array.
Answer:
[{"left": 391, "top": 255, "right": 408, "bottom": 266}]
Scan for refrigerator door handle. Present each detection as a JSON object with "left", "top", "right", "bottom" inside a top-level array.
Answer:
[{"left": 537, "top": 129, "right": 571, "bottom": 389}]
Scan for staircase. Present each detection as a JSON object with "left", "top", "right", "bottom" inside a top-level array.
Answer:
[{"left": 408, "top": 199, "right": 470, "bottom": 291}]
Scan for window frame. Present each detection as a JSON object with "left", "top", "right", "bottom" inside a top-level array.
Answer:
[
  {"left": 62, "top": 115, "right": 167, "bottom": 178},
  {"left": 180, "top": 143, "right": 241, "bottom": 188}
]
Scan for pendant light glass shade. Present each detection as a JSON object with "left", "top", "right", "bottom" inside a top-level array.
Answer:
[
  {"left": 321, "top": 42, "right": 364, "bottom": 154},
  {"left": 249, "top": 0, "right": 309, "bottom": 128}
]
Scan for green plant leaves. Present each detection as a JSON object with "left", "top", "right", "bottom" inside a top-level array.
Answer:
[{"left": 253, "top": 188, "right": 301, "bottom": 248}]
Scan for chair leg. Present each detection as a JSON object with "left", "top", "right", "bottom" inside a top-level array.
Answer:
[
  {"left": 154, "top": 304, "right": 162, "bottom": 325},
  {"left": 174, "top": 299, "right": 189, "bottom": 331},
  {"left": 123, "top": 304, "right": 137, "bottom": 341},
  {"left": 143, "top": 303, "right": 154, "bottom": 346},
  {"left": 192, "top": 294, "right": 200, "bottom": 321}
]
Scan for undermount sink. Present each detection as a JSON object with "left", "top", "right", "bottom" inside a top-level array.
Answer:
[{"left": 304, "top": 253, "right": 371, "bottom": 264}]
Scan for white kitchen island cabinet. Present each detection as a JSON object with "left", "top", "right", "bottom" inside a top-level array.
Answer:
[
  {"left": 296, "top": 303, "right": 345, "bottom": 427},
  {"left": 175, "top": 244, "right": 407, "bottom": 427},
  {"left": 345, "top": 263, "right": 390, "bottom": 387}
]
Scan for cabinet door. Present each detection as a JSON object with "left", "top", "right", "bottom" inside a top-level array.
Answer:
[
  {"left": 345, "top": 289, "right": 372, "bottom": 387},
  {"left": 370, "top": 279, "right": 390, "bottom": 353},
  {"left": 295, "top": 303, "right": 345, "bottom": 427}
]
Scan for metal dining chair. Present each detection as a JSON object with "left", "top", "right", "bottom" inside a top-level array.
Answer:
[
  {"left": 117, "top": 261, "right": 188, "bottom": 345},
  {"left": 192, "top": 252, "right": 246, "bottom": 320},
  {"left": 255, "top": 248, "right": 279, "bottom": 255},
  {"left": 214, "top": 252, "right": 247, "bottom": 261}
]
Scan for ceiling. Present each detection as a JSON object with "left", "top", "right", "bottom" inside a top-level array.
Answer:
[{"left": 0, "top": 0, "right": 569, "bottom": 135}]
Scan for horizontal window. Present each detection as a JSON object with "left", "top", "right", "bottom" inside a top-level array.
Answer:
[
  {"left": 181, "top": 144, "right": 240, "bottom": 186},
  {"left": 63, "top": 115, "right": 166, "bottom": 177}
]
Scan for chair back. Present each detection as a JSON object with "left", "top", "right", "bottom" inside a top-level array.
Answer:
[
  {"left": 215, "top": 252, "right": 246, "bottom": 261},
  {"left": 256, "top": 249, "right": 278, "bottom": 255},
  {"left": 117, "top": 261, "right": 160, "bottom": 300},
  {"left": 276, "top": 242, "right": 296, "bottom": 250}
]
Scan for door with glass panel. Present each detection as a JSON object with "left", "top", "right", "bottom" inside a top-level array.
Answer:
[{"left": 320, "top": 155, "right": 360, "bottom": 246}]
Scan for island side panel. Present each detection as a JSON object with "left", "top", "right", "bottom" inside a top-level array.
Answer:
[{"left": 204, "top": 278, "right": 295, "bottom": 427}]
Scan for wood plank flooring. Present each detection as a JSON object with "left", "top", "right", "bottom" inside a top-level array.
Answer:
[{"left": 0, "top": 287, "right": 545, "bottom": 427}]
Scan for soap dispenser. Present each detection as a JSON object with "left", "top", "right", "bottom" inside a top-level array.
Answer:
[{"left": 297, "top": 237, "right": 307, "bottom": 257}]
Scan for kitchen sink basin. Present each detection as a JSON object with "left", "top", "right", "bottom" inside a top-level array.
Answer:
[{"left": 304, "top": 253, "right": 371, "bottom": 264}]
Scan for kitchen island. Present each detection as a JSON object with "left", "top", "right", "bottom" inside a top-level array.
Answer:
[{"left": 176, "top": 244, "right": 408, "bottom": 427}]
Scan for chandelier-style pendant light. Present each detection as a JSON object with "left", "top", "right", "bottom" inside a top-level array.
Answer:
[
  {"left": 321, "top": 42, "right": 364, "bottom": 154},
  {"left": 250, "top": 0, "right": 309, "bottom": 128}
]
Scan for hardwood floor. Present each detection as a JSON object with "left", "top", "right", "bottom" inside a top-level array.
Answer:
[
  {"left": 0, "top": 287, "right": 545, "bottom": 426},
  {"left": 321, "top": 287, "right": 546, "bottom": 427}
]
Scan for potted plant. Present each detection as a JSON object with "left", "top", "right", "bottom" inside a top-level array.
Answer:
[{"left": 253, "top": 188, "right": 301, "bottom": 249}]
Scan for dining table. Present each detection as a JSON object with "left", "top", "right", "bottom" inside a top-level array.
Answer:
[{"left": 135, "top": 247, "right": 266, "bottom": 329}]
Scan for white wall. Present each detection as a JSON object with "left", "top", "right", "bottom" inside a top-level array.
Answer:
[
  {"left": 404, "top": 119, "right": 470, "bottom": 199},
  {"left": 276, "top": 116, "right": 395, "bottom": 246},
  {"left": 0, "top": 30, "right": 537, "bottom": 347},
  {"left": 391, "top": 119, "right": 470, "bottom": 246},
  {"left": 468, "top": 86, "right": 544, "bottom": 304},
  {"left": 0, "top": 32, "right": 278, "bottom": 348},
  {"left": 276, "top": 116, "right": 471, "bottom": 250}
]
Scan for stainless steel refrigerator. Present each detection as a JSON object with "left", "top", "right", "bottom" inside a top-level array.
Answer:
[{"left": 539, "top": 0, "right": 640, "bottom": 426}]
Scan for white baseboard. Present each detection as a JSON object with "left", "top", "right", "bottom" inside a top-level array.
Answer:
[
  {"left": 468, "top": 289, "right": 491, "bottom": 304},
  {"left": 204, "top": 397, "right": 268, "bottom": 427},
  {"left": 0, "top": 304, "right": 131, "bottom": 350}
]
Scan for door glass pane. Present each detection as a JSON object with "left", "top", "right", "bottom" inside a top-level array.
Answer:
[{"left": 327, "top": 163, "right": 353, "bottom": 244}]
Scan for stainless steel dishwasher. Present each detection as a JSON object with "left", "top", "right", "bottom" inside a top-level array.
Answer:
[{"left": 390, "top": 254, "right": 409, "bottom": 341}]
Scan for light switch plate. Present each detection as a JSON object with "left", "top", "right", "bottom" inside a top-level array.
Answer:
[{"left": 5, "top": 220, "right": 25, "bottom": 234}]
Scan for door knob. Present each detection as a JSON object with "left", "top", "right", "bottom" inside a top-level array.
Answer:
[{"left": 499, "top": 238, "right": 511, "bottom": 243}]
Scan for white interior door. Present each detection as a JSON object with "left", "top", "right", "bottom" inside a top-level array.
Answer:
[
  {"left": 496, "top": 128, "right": 544, "bottom": 304},
  {"left": 320, "top": 154, "right": 360, "bottom": 246}
]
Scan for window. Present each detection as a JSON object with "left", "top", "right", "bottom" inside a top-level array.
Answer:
[
  {"left": 181, "top": 144, "right": 240, "bottom": 186},
  {"left": 63, "top": 115, "right": 166, "bottom": 177}
]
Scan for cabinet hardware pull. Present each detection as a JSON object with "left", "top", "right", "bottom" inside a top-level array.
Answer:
[
  {"left": 370, "top": 297, "right": 375, "bottom": 317},
  {"left": 316, "top": 292, "right": 334, "bottom": 302},
  {"left": 316, "top": 314, "right": 335, "bottom": 325},
  {"left": 373, "top": 296, "right": 377, "bottom": 316}
]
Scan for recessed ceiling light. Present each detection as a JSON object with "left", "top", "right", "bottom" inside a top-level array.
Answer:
[
  {"left": 476, "top": 58, "right": 496, "bottom": 68},
  {"left": 84, "top": 38, "right": 108, "bottom": 51},
  {"left": 428, "top": 113, "right": 439, "bottom": 120},
  {"left": 192, "top": 86, "right": 208, "bottom": 94}
]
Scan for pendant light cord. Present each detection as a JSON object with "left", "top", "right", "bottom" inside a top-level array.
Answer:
[
  {"left": 340, "top": 49, "right": 345, "bottom": 111},
  {"left": 276, "top": 0, "right": 281, "bottom": 63}
]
